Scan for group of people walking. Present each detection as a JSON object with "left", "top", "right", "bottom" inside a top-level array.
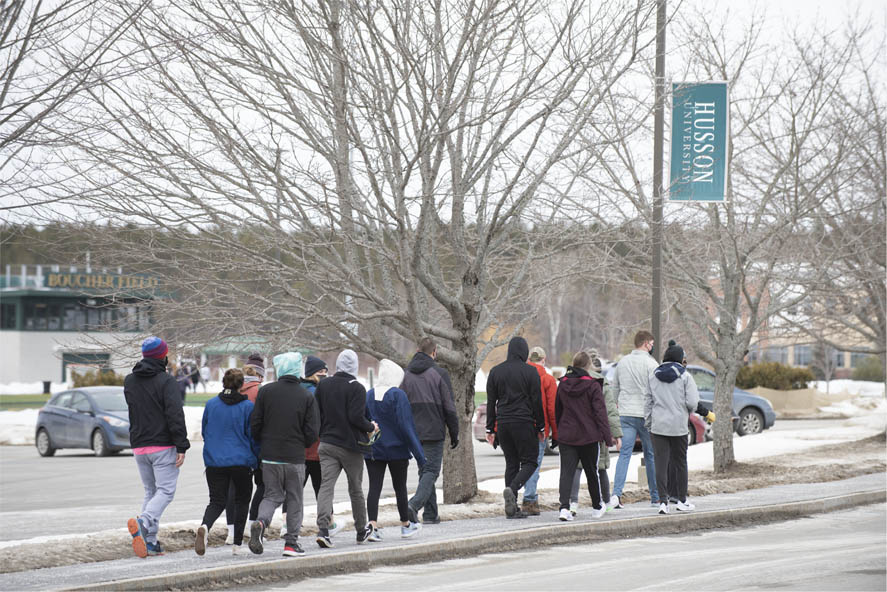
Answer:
[{"left": 122, "top": 330, "right": 712, "bottom": 559}]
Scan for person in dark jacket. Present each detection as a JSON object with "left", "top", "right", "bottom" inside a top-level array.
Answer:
[
  {"left": 364, "top": 359, "right": 427, "bottom": 541},
  {"left": 195, "top": 368, "right": 259, "bottom": 556},
  {"left": 485, "top": 336, "right": 545, "bottom": 519},
  {"left": 124, "top": 336, "right": 190, "bottom": 559},
  {"left": 249, "top": 352, "right": 320, "bottom": 557},
  {"left": 314, "top": 349, "right": 378, "bottom": 549},
  {"left": 555, "top": 350, "right": 614, "bottom": 521},
  {"left": 401, "top": 337, "right": 459, "bottom": 524}
]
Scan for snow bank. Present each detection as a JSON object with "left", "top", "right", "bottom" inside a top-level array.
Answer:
[{"left": 814, "top": 380, "right": 885, "bottom": 398}]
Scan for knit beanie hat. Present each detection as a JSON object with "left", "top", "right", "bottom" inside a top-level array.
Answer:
[
  {"left": 304, "top": 355, "right": 327, "bottom": 378},
  {"left": 663, "top": 339, "right": 685, "bottom": 364},
  {"left": 244, "top": 352, "right": 265, "bottom": 374},
  {"left": 141, "top": 336, "right": 168, "bottom": 359}
]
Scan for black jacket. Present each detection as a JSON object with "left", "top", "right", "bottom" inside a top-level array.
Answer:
[
  {"left": 315, "top": 371, "right": 375, "bottom": 452},
  {"left": 485, "top": 337, "right": 544, "bottom": 431},
  {"left": 401, "top": 352, "right": 459, "bottom": 442},
  {"left": 124, "top": 357, "right": 190, "bottom": 453},
  {"left": 251, "top": 375, "right": 319, "bottom": 463}
]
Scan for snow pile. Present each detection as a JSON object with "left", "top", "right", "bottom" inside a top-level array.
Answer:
[
  {"left": 0, "top": 382, "right": 69, "bottom": 395},
  {"left": 819, "top": 396, "right": 887, "bottom": 420},
  {"left": 814, "top": 380, "right": 885, "bottom": 398}
]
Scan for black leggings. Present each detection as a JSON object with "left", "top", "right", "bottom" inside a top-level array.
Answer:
[
  {"left": 227, "top": 467, "right": 264, "bottom": 524},
  {"left": 304, "top": 459, "right": 322, "bottom": 499},
  {"left": 203, "top": 466, "right": 252, "bottom": 545},
  {"left": 365, "top": 458, "right": 410, "bottom": 523}
]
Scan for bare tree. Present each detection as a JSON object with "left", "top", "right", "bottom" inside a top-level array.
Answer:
[{"left": 48, "top": 0, "right": 656, "bottom": 501}]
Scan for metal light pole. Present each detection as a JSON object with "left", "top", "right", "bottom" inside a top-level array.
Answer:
[{"left": 651, "top": 0, "right": 666, "bottom": 362}]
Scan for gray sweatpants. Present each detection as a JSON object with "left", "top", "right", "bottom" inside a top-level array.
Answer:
[
  {"left": 135, "top": 447, "right": 180, "bottom": 544},
  {"left": 316, "top": 442, "right": 367, "bottom": 533},
  {"left": 258, "top": 462, "right": 306, "bottom": 546}
]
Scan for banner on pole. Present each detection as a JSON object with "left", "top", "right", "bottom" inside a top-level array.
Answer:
[{"left": 669, "top": 82, "right": 729, "bottom": 201}]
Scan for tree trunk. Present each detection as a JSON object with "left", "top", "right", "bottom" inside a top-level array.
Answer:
[
  {"left": 712, "top": 364, "right": 738, "bottom": 472},
  {"left": 442, "top": 360, "right": 479, "bottom": 503}
]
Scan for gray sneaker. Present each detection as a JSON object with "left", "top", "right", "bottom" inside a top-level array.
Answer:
[
  {"left": 367, "top": 526, "right": 383, "bottom": 542},
  {"left": 401, "top": 522, "right": 422, "bottom": 538},
  {"left": 503, "top": 487, "right": 518, "bottom": 517},
  {"left": 248, "top": 520, "right": 265, "bottom": 554}
]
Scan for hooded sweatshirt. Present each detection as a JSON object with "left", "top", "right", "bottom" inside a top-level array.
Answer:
[
  {"left": 124, "top": 357, "right": 190, "bottom": 452},
  {"left": 485, "top": 337, "right": 545, "bottom": 431},
  {"left": 315, "top": 349, "right": 375, "bottom": 451},
  {"left": 554, "top": 366, "right": 614, "bottom": 446},
  {"left": 202, "top": 389, "right": 259, "bottom": 468},
  {"left": 364, "top": 360, "right": 427, "bottom": 464},
  {"left": 401, "top": 351, "right": 460, "bottom": 442},
  {"left": 644, "top": 362, "right": 700, "bottom": 436}
]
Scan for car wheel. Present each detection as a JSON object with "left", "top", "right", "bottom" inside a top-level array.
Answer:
[
  {"left": 737, "top": 408, "right": 764, "bottom": 436},
  {"left": 92, "top": 429, "right": 111, "bottom": 457},
  {"left": 36, "top": 428, "right": 56, "bottom": 457},
  {"left": 687, "top": 423, "right": 697, "bottom": 446}
]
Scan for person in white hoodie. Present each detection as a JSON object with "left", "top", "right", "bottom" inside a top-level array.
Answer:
[{"left": 645, "top": 340, "right": 700, "bottom": 515}]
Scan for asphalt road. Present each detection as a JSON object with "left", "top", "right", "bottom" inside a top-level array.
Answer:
[
  {"left": 264, "top": 503, "right": 887, "bottom": 591},
  {"left": 0, "top": 439, "right": 508, "bottom": 543}
]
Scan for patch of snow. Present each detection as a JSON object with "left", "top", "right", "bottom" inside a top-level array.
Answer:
[
  {"left": 815, "top": 380, "right": 885, "bottom": 398},
  {"left": 0, "top": 382, "right": 69, "bottom": 395}
]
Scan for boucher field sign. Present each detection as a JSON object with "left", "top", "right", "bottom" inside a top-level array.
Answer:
[{"left": 669, "top": 82, "right": 729, "bottom": 202}]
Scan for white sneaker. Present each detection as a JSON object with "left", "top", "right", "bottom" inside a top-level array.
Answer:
[
  {"left": 196, "top": 524, "right": 209, "bottom": 556},
  {"left": 676, "top": 500, "right": 696, "bottom": 512},
  {"left": 225, "top": 524, "right": 234, "bottom": 545},
  {"left": 329, "top": 520, "right": 344, "bottom": 537},
  {"left": 558, "top": 508, "right": 574, "bottom": 522},
  {"left": 590, "top": 506, "right": 606, "bottom": 519},
  {"left": 569, "top": 502, "right": 578, "bottom": 516},
  {"left": 607, "top": 495, "right": 623, "bottom": 509},
  {"left": 232, "top": 544, "right": 242, "bottom": 556},
  {"left": 658, "top": 503, "right": 669, "bottom": 515}
]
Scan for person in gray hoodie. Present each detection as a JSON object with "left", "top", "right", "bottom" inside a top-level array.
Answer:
[{"left": 644, "top": 340, "right": 700, "bottom": 515}]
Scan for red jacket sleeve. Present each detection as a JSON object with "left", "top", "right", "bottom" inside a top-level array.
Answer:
[{"left": 542, "top": 373, "right": 558, "bottom": 439}]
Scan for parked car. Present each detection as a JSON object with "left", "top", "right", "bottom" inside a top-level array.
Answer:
[
  {"left": 35, "top": 387, "right": 131, "bottom": 457},
  {"left": 686, "top": 365, "right": 776, "bottom": 436}
]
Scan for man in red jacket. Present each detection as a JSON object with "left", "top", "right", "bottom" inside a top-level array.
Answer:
[{"left": 520, "top": 346, "right": 558, "bottom": 515}]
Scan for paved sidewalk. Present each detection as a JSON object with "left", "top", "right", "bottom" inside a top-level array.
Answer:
[{"left": 2, "top": 473, "right": 883, "bottom": 591}]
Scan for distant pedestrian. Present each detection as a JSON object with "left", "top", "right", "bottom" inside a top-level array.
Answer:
[
  {"left": 189, "top": 362, "right": 200, "bottom": 394},
  {"left": 249, "top": 352, "right": 320, "bottom": 557},
  {"left": 611, "top": 330, "right": 659, "bottom": 509},
  {"left": 195, "top": 368, "right": 259, "bottom": 556},
  {"left": 521, "top": 346, "right": 558, "bottom": 516},
  {"left": 645, "top": 340, "right": 700, "bottom": 515},
  {"left": 199, "top": 364, "right": 211, "bottom": 393},
  {"left": 555, "top": 351, "right": 614, "bottom": 521},
  {"left": 486, "top": 336, "right": 545, "bottom": 519},
  {"left": 364, "top": 359, "right": 427, "bottom": 540},
  {"left": 174, "top": 364, "right": 190, "bottom": 402},
  {"left": 314, "top": 350, "right": 378, "bottom": 548},
  {"left": 401, "top": 337, "right": 459, "bottom": 525},
  {"left": 124, "top": 336, "right": 190, "bottom": 558}
]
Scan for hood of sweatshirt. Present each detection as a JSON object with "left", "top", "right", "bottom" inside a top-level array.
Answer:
[
  {"left": 373, "top": 359, "right": 405, "bottom": 401},
  {"left": 406, "top": 351, "right": 435, "bottom": 374},
  {"left": 653, "top": 361, "right": 685, "bottom": 384},
  {"left": 507, "top": 337, "right": 529, "bottom": 362},
  {"left": 273, "top": 352, "right": 303, "bottom": 379},
  {"left": 336, "top": 349, "right": 359, "bottom": 376},
  {"left": 219, "top": 388, "right": 247, "bottom": 405},
  {"left": 559, "top": 366, "right": 593, "bottom": 397},
  {"left": 132, "top": 357, "right": 168, "bottom": 377}
]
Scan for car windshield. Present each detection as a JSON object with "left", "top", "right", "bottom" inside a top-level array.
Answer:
[
  {"left": 690, "top": 370, "right": 715, "bottom": 391},
  {"left": 91, "top": 391, "right": 128, "bottom": 412}
]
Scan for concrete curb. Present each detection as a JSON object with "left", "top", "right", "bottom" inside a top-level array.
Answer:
[{"left": 71, "top": 489, "right": 886, "bottom": 592}]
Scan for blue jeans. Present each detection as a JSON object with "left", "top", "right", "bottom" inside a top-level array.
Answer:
[
  {"left": 612, "top": 416, "right": 658, "bottom": 502},
  {"left": 409, "top": 440, "right": 443, "bottom": 522},
  {"left": 135, "top": 447, "right": 180, "bottom": 544},
  {"left": 521, "top": 440, "right": 547, "bottom": 502}
]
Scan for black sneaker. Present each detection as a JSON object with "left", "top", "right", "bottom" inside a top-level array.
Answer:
[
  {"left": 503, "top": 487, "right": 517, "bottom": 517},
  {"left": 316, "top": 528, "right": 334, "bottom": 549},
  {"left": 422, "top": 516, "right": 441, "bottom": 525},
  {"left": 282, "top": 543, "right": 305, "bottom": 556},
  {"left": 356, "top": 523, "right": 373, "bottom": 544},
  {"left": 248, "top": 520, "right": 265, "bottom": 555},
  {"left": 507, "top": 508, "right": 529, "bottom": 520}
]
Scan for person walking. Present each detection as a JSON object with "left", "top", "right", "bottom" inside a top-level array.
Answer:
[
  {"left": 174, "top": 364, "right": 190, "bottom": 402},
  {"left": 364, "top": 359, "right": 427, "bottom": 540},
  {"left": 314, "top": 349, "right": 378, "bottom": 548},
  {"left": 555, "top": 351, "right": 615, "bottom": 521},
  {"left": 569, "top": 350, "right": 622, "bottom": 513},
  {"left": 645, "top": 340, "right": 700, "bottom": 515},
  {"left": 249, "top": 352, "right": 320, "bottom": 557},
  {"left": 199, "top": 364, "right": 211, "bottom": 393},
  {"left": 610, "top": 330, "right": 660, "bottom": 508},
  {"left": 485, "top": 336, "right": 545, "bottom": 519},
  {"left": 124, "top": 336, "right": 190, "bottom": 558},
  {"left": 195, "top": 369, "right": 259, "bottom": 556},
  {"left": 401, "top": 337, "right": 459, "bottom": 525},
  {"left": 520, "top": 346, "right": 558, "bottom": 516}
]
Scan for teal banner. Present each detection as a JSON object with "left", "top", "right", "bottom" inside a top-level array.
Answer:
[{"left": 669, "top": 82, "right": 729, "bottom": 201}]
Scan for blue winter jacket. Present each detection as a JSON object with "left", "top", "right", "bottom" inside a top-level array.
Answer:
[
  {"left": 202, "top": 390, "right": 260, "bottom": 468},
  {"left": 364, "top": 387, "right": 427, "bottom": 465}
]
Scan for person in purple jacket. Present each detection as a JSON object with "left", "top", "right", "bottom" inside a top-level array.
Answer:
[
  {"left": 555, "top": 350, "right": 615, "bottom": 521},
  {"left": 364, "top": 359, "right": 427, "bottom": 540}
]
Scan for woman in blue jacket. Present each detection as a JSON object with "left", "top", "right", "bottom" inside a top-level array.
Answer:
[
  {"left": 364, "top": 359, "right": 426, "bottom": 540},
  {"left": 195, "top": 368, "right": 260, "bottom": 556}
]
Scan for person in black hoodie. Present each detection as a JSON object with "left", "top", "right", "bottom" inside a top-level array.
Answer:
[
  {"left": 314, "top": 349, "right": 378, "bottom": 548},
  {"left": 124, "top": 336, "right": 190, "bottom": 559},
  {"left": 485, "top": 336, "right": 545, "bottom": 519},
  {"left": 401, "top": 337, "right": 459, "bottom": 524},
  {"left": 249, "top": 352, "right": 319, "bottom": 557}
]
